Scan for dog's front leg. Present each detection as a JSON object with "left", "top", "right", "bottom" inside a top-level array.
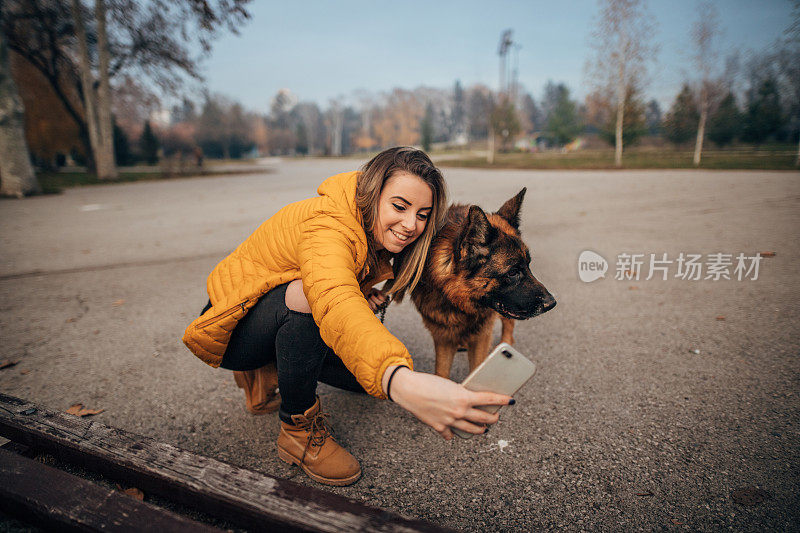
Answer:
[
  {"left": 500, "top": 316, "right": 515, "bottom": 345},
  {"left": 467, "top": 320, "right": 494, "bottom": 372},
  {"left": 434, "top": 340, "right": 458, "bottom": 379}
]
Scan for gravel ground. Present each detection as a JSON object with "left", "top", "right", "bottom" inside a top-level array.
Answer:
[{"left": 0, "top": 160, "right": 798, "bottom": 531}]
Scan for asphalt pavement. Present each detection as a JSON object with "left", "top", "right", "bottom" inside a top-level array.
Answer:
[{"left": 0, "top": 159, "right": 798, "bottom": 531}]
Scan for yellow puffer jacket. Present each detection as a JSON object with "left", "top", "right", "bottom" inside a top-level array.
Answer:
[{"left": 182, "top": 171, "right": 412, "bottom": 399}]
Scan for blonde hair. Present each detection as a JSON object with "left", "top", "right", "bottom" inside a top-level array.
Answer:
[{"left": 356, "top": 147, "right": 447, "bottom": 301}]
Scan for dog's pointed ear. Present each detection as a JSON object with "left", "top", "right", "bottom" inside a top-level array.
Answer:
[
  {"left": 458, "top": 205, "right": 493, "bottom": 267},
  {"left": 464, "top": 205, "right": 492, "bottom": 245},
  {"left": 496, "top": 187, "right": 526, "bottom": 230}
]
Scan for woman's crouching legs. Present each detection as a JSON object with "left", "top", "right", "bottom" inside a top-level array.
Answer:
[{"left": 277, "top": 285, "right": 361, "bottom": 486}]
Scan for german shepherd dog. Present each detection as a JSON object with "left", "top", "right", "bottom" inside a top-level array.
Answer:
[{"left": 411, "top": 188, "right": 556, "bottom": 379}]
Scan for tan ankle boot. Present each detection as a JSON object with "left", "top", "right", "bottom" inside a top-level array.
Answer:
[
  {"left": 276, "top": 397, "right": 361, "bottom": 486},
  {"left": 232, "top": 362, "right": 281, "bottom": 415}
]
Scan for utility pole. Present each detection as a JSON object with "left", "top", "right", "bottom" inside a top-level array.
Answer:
[
  {"left": 491, "top": 29, "right": 514, "bottom": 164},
  {"left": 498, "top": 29, "right": 513, "bottom": 95}
]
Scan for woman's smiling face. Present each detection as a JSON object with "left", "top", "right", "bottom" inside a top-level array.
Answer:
[{"left": 373, "top": 171, "right": 433, "bottom": 253}]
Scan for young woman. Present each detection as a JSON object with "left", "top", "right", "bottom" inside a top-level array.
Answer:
[{"left": 183, "top": 147, "right": 512, "bottom": 486}]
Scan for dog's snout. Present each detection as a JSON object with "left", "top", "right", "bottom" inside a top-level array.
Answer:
[{"left": 542, "top": 294, "right": 556, "bottom": 312}]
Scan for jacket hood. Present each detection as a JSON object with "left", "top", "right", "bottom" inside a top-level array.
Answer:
[{"left": 317, "top": 171, "right": 361, "bottom": 215}]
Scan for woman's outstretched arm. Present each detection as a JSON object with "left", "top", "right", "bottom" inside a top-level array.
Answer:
[{"left": 381, "top": 365, "right": 513, "bottom": 440}]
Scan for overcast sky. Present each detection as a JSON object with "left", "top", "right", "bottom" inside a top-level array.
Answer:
[{"left": 200, "top": 0, "right": 794, "bottom": 112}]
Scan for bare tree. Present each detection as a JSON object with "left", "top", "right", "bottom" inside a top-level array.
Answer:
[
  {"left": 691, "top": 1, "right": 722, "bottom": 166},
  {"left": 0, "top": 33, "right": 40, "bottom": 197},
  {"left": 71, "top": 0, "right": 117, "bottom": 179},
  {"left": 1, "top": 0, "right": 90, "bottom": 159},
  {"left": 2, "top": 0, "right": 251, "bottom": 174},
  {"left": 587, "top": 0, "right": 657, "bottom": 167},
  {"left": 292, "top": 102, "right": 325, "bottom": 155}
]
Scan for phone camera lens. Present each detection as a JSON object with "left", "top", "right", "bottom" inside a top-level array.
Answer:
[{"left": 502, "top": 350, "right": 512, "bottom": 358}]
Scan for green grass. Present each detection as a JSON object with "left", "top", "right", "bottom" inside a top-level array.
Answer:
[
  {"left": 438, "top": 148, "right": 800, "bottom": 171},
  {"left": 36, "top": 171, "right": 166, "bottom": 194},
  {"left": 29, "top": 147, "right": 799, "bottom": 196},
  {"left": 35, "top": 165, "right": 268, "bottom": 194}
]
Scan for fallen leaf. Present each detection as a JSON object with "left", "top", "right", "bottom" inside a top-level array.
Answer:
[
  {"left": 759, "top": 251, "right": 776, "bottom": 257},
  {"left": 716, "top": 316, "right": 726, "bottom": 321},
  {"left": 671, "top": 519, "right": 684, "bottom": 525},
  {"left": 636, "top": 490, "right": 654, "bottom": 497},
  {"left": 20, "top": 369, "right": 29, "bottom": 375},
  {"left": 65, "top": 317, "right": 77, "bottom": 323},
  {"left": 81, "top": 249, "right": 91, "bottom": 254},
  {"left": 0, "top": 360, "right": 20, "bottom": 370},
  {"left": 115, "top": 484, "right": 145, "bottom": 500},
  {"left": 65, "top": 403, "right": 104, "bottom": 417},
  {"left": 93, "top": 330, "right": 100, "bottom": 335},
  {"left": 112, "top": 299, "right": 125, "bottom": 307},
  {"left": 629, "top": 286, "right": 639, "bottom": 290}
]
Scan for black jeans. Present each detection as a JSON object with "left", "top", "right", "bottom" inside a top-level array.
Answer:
[{"left": 202, "top": 282, "right": 366, "bottom": 423}]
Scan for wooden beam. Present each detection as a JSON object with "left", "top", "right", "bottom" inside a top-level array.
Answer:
[
  {"left": 0, "top": 394, "right": 453, "bottom": 533},
  {"left": 0, "top": 447, "right": 222, "bottom": 532}
]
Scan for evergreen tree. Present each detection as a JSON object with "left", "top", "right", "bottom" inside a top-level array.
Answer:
[
  {"left": 521, "top": 93, "right": 543, "bottom": 132},
  {"left": 544, "top": 83, "right": 581, "bottom": 145},
  {"left": 466, "top": 86, "right": 493, "bottom": 140},
  {"left": 295, "top": 122, "right": 308, "bottom": 155},
  {"left": 645, "top": 100, "right": 662, "bottom": 135},
  {"left": 707, "top": 92, "right": 741, "bottom": 147},
  {"left": 420, "top": 103, "right": 434, "bottom": 151},
  {"left": 664, "top": 84, "right": 699, "bottom": 145},
  {"left": 140, "top": 120, "right": 159, "bottom": 165},
  {"left": 113, "top": 120, "right": 131, "bottom": 166},
  {"left": 196, "top": 95, "right": 227, "bottom": 158},
  {"left": 741, "top": 78, "right": 785, "bottom": 144},
  {"left": 227, "top": 103, "right": 251, "bottom": 158}
]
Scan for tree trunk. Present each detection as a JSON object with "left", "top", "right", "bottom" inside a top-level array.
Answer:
[
  {"left": 0, "top": 35, "right": 40, "bottom": 197},
  {"left": 614, "top": 70, "right": 624, "bottom": 168},
  {"left": 487, "top": 131, "right": 495, "bottom": 164},
  {"left": 331, "top": 107, "right": 342, "bottom": 156},
  {"left": 94, "top": 0, "right": 117, "bottom": 178},
  {"left": 694, "top": 82, "right": 708, "bottom": 167},
  {"left": 71, "top": 0, "right": 116, "bottom": 180},
  {"left": 614, "top": 89, "right": 624, "bottom": 167},
  {"left": 694, "top": 106, "right": 707, "bottom": 167}
]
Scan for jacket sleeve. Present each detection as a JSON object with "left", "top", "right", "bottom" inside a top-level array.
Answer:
[{"left": 297, "top": 214, "right": 413, "bottom": 399}]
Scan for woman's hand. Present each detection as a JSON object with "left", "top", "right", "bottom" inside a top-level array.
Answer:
[
  {"left": 382, "top": 366, "right": 513, "bottom": 440},
  {"left": 366, "top": 288, "right": 388, "bottom": 312}
]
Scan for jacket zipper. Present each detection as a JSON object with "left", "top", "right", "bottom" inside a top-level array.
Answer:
[{"left": 196, "top": 300, "right": 249, "bottom": 328}]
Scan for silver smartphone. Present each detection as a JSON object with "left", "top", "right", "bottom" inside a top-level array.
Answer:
[{"left": 452, "top": 342, "right": 537, "bottom": 439}]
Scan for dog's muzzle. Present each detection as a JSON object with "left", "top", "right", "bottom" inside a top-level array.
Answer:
[{"left": 493, "top": 294, "right": 556, "bottom": 320}]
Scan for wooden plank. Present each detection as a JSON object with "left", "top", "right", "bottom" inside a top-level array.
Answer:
[
  {"left": 0, "top": 394, "right": 454, "bottom": 533},
  {"left": 0, "top": 447, "right": 222, "bottom": 532},
  {"left": 0, "top": 438, "right": 36, "bottom": 457}
]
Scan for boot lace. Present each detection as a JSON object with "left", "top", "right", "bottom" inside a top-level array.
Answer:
[{"left": 299, "top": 410, "right": 334, "bottom": 464}]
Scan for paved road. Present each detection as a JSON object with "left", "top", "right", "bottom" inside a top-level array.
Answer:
[{"left": 1, "top": 160, "right": 798, "bottom": 531}]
